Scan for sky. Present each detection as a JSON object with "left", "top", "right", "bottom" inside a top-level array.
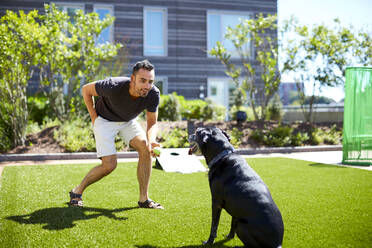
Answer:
[{"left": 277, "top": 0, "right": 372, "bottom": 102}]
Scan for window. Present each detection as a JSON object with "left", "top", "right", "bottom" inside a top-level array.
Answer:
[
  {"left": 208, "top": 77, "right": 245, "bottom": 109},
  {"left": 54, "top": 3, "right": 84, "bottom": 23},
  {"left": 94, "top": 5, "right": 114, "bottom": 44},
  {"left": 207, "top": 11, "right": 250, "bottom": 57},
  {"left": 154, "top": 76, "right": 168, "bottom": 95},
  {"left": 208, "top": 78, "right": 235, "bottom": 108},
  {"left": 144, "top": 7, "right": 167, "bottom": 56}
]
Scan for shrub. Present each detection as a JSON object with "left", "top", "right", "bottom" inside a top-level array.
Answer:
[
  {"left": 309, "top": 127, "right": 324, "bottom": 145},
  {"left": 27, "top": 95, "right": 53, "bottom": 125},
  {"left": 309, "top": 125, "right": 342, "bottom": 145},
  {"left": 229, "top": 106, "right": 256, "bottom": 121},
  {"left": 53, "top": 117, "right": 125, "bottom": 152},
  {"left": 0, "top": 117, "right": 12, "bottom": 152},
  {"left": 266, "top": 93, "right": 283, "bottom": 121},
  {"left": 250, "top": 125, "right": 309, "bottom": 147},
  {"left": 180, "top": 98, "right": 205, "bottom": 120},
  {"left": 159, "top": 93, "right": 226, "bottom": 121},
  {"left": 229, "top": 127, "right": 243, "bottom": 147},
  {"left": 160, "top": 128, "right": 189, "bottom": 148},
  {"left": 158, "top": 93, "right": 182, "bottom": 121}
]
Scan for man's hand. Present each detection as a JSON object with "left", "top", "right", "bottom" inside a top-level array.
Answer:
[
  {"left": 150, "top": 142, "right": 161, "bottom": 158},
  {"left": 82, "top": 82, "right": 99, "bottom": 126}
]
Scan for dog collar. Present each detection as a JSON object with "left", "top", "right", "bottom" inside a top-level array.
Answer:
[{"left": 208, "top": 148, "right": 235, "bottom": 168}]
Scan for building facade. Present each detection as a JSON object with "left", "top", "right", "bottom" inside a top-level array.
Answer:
[{"left": 0, "top": 0, "right": 278, "bottom": 109}]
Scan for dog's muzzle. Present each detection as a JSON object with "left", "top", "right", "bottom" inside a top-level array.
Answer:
[{"left": 188, "top": 134, "right": 200, "bottom": 155}]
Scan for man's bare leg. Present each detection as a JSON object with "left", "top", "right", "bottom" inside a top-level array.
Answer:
[
  {"left": 72, "top": 154, "right": 117, "bottom": 195},
  {"left": 130, "top": 136, "right": 152, "bottom": 202}
]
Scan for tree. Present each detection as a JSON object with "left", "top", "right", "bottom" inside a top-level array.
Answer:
[
  {"left": 0, "top": 10, "right": 45, "bottom": 148},
  {"left": 281, "top": 17, "right": 371, "bottom": 122},
  {"left": 0, "top": 4, "right": 123, "bottom": 150},
  {"left": 210, "top": 14, "right": 282, "bottom": 122},
  {"left": 39, "top": 4, "right": 122, "bottom": 120}
]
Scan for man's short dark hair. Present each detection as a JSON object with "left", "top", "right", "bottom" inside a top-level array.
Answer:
[{"left": 132, "top": 59, "right": 154, "bottom": 75}]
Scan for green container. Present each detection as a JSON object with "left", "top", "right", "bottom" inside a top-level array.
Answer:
[{"left": 342, "top": 67, "right": 372, "bottom": 166}]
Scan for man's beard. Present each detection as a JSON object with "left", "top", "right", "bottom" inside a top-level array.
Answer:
[{"left": 138, "top": 88, "right": 149, "bottom": 97}]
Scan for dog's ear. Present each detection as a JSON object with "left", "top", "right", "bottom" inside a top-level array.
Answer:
[{"left": 221, "top": 130, "right": 231, "bottom": 142}]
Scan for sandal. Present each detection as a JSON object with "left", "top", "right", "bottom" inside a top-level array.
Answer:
[
  {"left": 138, "top": 199, "right": 164, "bottom": 209},
  {"left": 69, "top": 191, "right": 83, "bottom": 207}
]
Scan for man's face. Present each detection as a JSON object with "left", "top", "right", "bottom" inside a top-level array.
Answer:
[{"left": 132, "top": 68, "right": 155, "bottom": 97}]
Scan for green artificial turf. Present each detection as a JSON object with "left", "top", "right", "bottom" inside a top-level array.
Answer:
[{"left": 0, "top": 157, "right": 371, "bottom": 247}]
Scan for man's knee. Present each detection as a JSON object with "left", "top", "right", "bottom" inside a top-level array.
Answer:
[
  {"left": 131, "top": 137, "right": 151, "bottom": 157},
  {"left": 101, "top": 155, "right": 117, "bottom": 175}
]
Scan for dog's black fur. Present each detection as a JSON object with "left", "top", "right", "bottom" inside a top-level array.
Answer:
[{"left": 189, "top": 127, "right": 284, "bottom": 248}]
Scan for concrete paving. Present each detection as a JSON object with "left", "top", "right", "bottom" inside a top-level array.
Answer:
[{"left": 246, "top": 151, "right": 372, "bottom": 171}]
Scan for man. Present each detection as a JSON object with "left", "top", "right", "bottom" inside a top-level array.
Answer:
[{"left": 69, "top": 59, "right": 163, "bottom": 209}]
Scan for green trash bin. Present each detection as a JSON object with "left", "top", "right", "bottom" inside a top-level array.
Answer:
[{"left": 342, "top": 67, "right": 372, "bottom": 166}]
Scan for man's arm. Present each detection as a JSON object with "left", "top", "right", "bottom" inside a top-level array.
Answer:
[
  {"left": 146, "top": 111, "right": 160, "bottom": 156},
  {"left": 82, "top": 82, "right": 99, "bottom": 125}
]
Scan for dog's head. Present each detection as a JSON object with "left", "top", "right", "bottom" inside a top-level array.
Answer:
[{"left": 188, "top": 127, "right": 234, "bottom": 164}]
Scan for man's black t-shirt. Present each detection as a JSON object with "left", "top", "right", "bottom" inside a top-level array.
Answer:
[{"left": 94, "top": 77, "right": 160, "bottom": 122}]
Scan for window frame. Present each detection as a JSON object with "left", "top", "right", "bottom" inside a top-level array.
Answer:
[
  {"left": 207, "top": 10, "right": 252, "bottom": 58},
  {"left": 154, "top": 76, "right": 168, "bottom": 95},
  {"left": 53, "top": 2, "right": 85, "bottom": 15},
  {"left": 93, "top": 4, "right": 114, "bottom": 44},
  {"left": 143, "top": 6, "right": 168, "bottom": 57}
]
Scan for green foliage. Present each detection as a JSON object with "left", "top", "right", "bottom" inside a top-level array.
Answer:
[
  {"left": 160, "top": 128, "right": 189, "bottom": 148},
  {"left": 0, "top": 117, "right": 12, "bottom": 152},
  {"left": 229, "top": 105, "right": 257, "bottom": 121},
  {"left": 0, "top": 9, "right": 41, "bottom": 147},
  {"left": 0, "top": 4, "right": 123, "bottom": 151},
  {"left": 181, "top": 98, "right": 226, "bottom": 121},
  {"left": 251, "top": 125, "right": 309, "bottom": 147},
  {"left": 27, "top": 95, "right": 53, "bottom": 125},
  {"left": 38, "top": 4, "right": 123, "bottom": 121},
  {"left": 266, "top": 93, "right": 284, "bottom": 121},
  {"left": 308, "top": 125, "right": 342, "bottom": 145},
  {"left": 228, "top": 128, "right": 243, "bottom": 147},
  {"left": 158, "top": 93, "right": 182, "bottom": 121},
  {"left": 159, "top": 93, "right": 226, "bottom": 121},
  {"left": 210, "top": 14, "right": 281, "bottom": 121},
  {"left": 281, "top": 17, "right": 371, "bottom": 122},
  {"left": 52, "top": 117, "right": 125, "bottom": 152}
]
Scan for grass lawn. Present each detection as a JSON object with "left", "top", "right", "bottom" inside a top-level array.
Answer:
[{"left": 0, "top": 157, "right": 371, "bottom": 248}]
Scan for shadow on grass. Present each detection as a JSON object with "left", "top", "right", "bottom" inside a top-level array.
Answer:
[
  {"left": 6, "top": 205, "right": 138, "bottom": 230},
  {"left": 136, "top": 238, "right": 241, "bottom": 248},
  {"left": 309, "top": 163, "right": 347, "bottom": 168}
]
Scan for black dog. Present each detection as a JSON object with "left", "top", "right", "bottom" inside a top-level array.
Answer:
[{"left": 189, "top": 127, "right": 284, "bottom": 248}]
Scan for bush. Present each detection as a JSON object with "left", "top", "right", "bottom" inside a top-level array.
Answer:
[
  {"left": 308, "top": 125, "right": 341, "bottom": 145},
  {"left": 266, "top": 93, "right": 283, "bottom": 121},
  {"left": 199, "top": 98, "right": 226, "bottom": 121},
  {"left": 229, "top": 106, "right": 256, "bottom": 121},
  {"left": 228, "top": 127, "right": 243, "bottom": 147},
  {"left": 180, "top": 98, "right": 206, "bottom": 120},
  {"left": 53, "top": 117, "right": 125, "bottom": 152},
  {"left": 158, "top": 93, "right": 182, "bottom": 121},
  {"left": 159, "top": 93, "right": 226, "bottom": 121},
  {"left": 27, "top": 95, "right": 52, "bottom": 125},
  {"left": 250, "top": 125, "right": 309, "bottom": 147},
  {"left": 0, "top": 117, "right": 12, "bottom": 152},
  {"left": 159, "top": 128, "right": 189, "bottom": 148}
]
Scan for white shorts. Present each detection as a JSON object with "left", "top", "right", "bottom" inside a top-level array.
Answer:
[{"left": 93, "top": 116, "right": 145, "bottom": 158}]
